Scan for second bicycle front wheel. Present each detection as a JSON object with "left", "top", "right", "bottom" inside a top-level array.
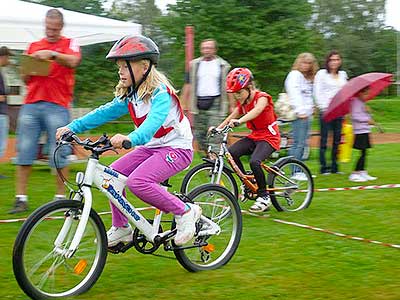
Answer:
[
  {"left": 174, "top": 184, "right": 242, "bottom": 272},
  {"left": 13, "top": 200, "right": 108, "bottom": 300},
  {"left": 180, "top": 162, "right": 239, "bottom": 199},
  {"left": 268, "top": 158, "right": 314, "bottom": 212}
]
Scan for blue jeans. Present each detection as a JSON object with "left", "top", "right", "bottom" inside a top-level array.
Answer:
[
  {"left": 319, "top": 113, "right": 343, "bottom": 173},
  {"left": 289, "top": 117, "right": 311, "bottom": 162},
  {"left": 0, "top": 114, "right": 9, "bottom": 158},
  {"left": 16, "top": 102, "right": 71, "bottom": 168}
]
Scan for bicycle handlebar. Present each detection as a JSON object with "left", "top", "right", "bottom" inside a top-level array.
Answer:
[
  {"left": 208, "top": 125, "right": 233, "bottom": 137},
  {"left": 59, "top": 131, "right": 131, "bottom": 155},
  {"left": 122, "top": 140, "right": 132, "bottom": 149}
]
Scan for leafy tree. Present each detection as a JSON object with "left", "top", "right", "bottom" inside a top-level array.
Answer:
[
  {"left": 310, "top": 0, "right": 396, "bottom": 78},
  {"left": 158, "top": 0, "right": 324, "bottom": 96},
  {"left": 74, "top": 42, "right": 119, "bottom": 107},
  {"left": 108, "top": 0, "right": 162, "bottom": 36},
  {"left": 27, "top": 0, "right": 107, "bottom": 16}
]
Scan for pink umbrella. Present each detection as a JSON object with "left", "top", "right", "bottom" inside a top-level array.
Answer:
[{"left": 323, "top": 72, "right": 393, "bottom": 122}]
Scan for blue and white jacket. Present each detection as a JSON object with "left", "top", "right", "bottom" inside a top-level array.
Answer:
[{"left": 67, "top": 84, "right": 193, "bottom": 149}]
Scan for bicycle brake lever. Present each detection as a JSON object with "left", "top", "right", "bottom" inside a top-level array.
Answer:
[{"left": 60, "top": 130, "right": 75, "bottom": 142}]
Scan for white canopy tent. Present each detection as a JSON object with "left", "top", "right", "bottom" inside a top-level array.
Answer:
[
  {"left": 0, "top": 0, "right": 142, "bottom": 50},
  {"left": 1, "top": 0, "right": 142, "bottom": 114}
]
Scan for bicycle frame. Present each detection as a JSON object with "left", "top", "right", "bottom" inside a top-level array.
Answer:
[
  {"left": 57, "top": 157, "right": 172, "bottom": 258},
  {"left": 208, "top": 128, "right": 296, "bottom": 195},
  {"left": 58, "top": 154, "right": 221, "bottom": 258}
]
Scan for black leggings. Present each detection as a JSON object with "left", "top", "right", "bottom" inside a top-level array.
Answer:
[
  {"left": 228, "top": 137, "right": 275, "bottom": 196},
  {"left": 355, "top": 149, "right": 367, "bottom": 171}
]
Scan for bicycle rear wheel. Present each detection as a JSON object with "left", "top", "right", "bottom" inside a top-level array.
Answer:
[
  {"left": 173, "top": 184, "right": 242, "bottom": 272},
  {"left": 13, "top": 200, "right": 107, "bottom": 299},
  {"left": 268, "top": 158, "right": 314, "bottom": 211},
  {"left": 180, "top": 162, "right": 239, "bottom": 199}
]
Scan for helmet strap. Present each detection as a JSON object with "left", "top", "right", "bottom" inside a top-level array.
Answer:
[
  {"left": 126, "top": 60, "right": 136, "bottom": 99},
  {"left": 243, "top": 88, "right": 252, "bottom": 104},
  {"left": 126, "top": 60, "right": 153, "bottom": 100}
]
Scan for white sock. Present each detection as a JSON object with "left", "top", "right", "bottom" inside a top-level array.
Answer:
[
  {"left": 16, "top": 195, "right": 28, "bottom": 202},
  {"left": 54, "top": 194, "right": 65, "bottom": 198}
]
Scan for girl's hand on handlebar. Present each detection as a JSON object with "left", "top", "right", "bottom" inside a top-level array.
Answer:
[
  {"left": 207, "top": 126, "right": 217, "bottom": 135},
  {"left": 110, "top": 134, "right": 130, "bottom": 149},
  {"left": 228, "top": 119, "right": 241, "bottom": 128},
  {"left": 56, "top": 127, "right": 71, "bottom": 140}
]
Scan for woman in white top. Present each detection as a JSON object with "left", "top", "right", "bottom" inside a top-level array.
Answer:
[
  {"left": 284, "top": 53, "right": 318, "bottom": 179},
  {"left": 314, "top": 50, "right": 348, "bottom": 174}
]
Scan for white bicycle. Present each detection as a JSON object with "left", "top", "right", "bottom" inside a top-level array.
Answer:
[{"left": 13, "top": 133, "right": 242, "bottom": 300}]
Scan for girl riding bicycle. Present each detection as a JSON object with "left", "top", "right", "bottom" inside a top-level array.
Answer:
[
  {"left": 213, "top": 67, "right": 280, "bottom": 213},
  {"left": 56, "top": 35, "right": 201, "bottom": 246}
]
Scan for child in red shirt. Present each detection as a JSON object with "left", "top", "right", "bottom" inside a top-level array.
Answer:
[{"left": 215, "top": 68, "right": 280, "bottom": 213}]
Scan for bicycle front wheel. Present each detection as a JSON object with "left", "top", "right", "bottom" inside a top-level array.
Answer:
[
  {"left": 180, "top": 162, "right": 239, "bottom": 199},
  {"left": 174, "top": 184, "right": 242, "bottom": 272},
  {"left": 268, "top": 158, "right": 314, "bottom": 212},
  {"left": 13, "top": 200, "right": 108, "bottom": 299}
]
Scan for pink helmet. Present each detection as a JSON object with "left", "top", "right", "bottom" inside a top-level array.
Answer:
[{"left": 226, "top": 68, "right": 253, "bottom": 93}]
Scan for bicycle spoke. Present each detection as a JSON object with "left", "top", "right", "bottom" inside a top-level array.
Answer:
[
  {"left": 174, "top": 184, "right": 242, "bottom": 272},
  {"left": 269, "top": 158, "right": 313, "bottom": 211},
  {"left": 13, "top": 201, "right": 107, "bottom": 299}
]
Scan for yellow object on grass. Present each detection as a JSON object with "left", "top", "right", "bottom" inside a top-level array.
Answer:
[{"left": 338, "top": 123, "right": 354, "bottom": 163}]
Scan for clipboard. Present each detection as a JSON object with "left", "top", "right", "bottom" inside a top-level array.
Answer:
[{"left": 20, "top": 54, "right": 51, "bottom": 76}]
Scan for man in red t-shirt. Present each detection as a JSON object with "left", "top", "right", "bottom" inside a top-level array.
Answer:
[{"left": 10, "top": 9, "right": 81, "bottom": 214}]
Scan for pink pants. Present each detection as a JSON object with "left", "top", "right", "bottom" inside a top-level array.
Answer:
[{"left": 109, "top": 146, "right": 193, "bottom": 227}]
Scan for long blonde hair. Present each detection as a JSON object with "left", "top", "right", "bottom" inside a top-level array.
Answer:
[
  {"left": 291, "top": 52, "right": 319, "bottom": 81},
  {"left": 114, "top": 59, "right": 177, "bottom": 102}
]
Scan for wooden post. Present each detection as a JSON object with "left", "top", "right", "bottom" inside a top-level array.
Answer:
[{"left": 181, "top": 25, "right": 194, "bottom": 119}]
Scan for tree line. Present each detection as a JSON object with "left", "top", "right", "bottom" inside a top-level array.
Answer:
[{"left": 28, "top": 0, "right": 397, "bottom": 106}]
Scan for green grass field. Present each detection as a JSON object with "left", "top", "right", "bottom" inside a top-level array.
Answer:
[{"left": 1, "top": 140, "right": 400, "bottom": 299}]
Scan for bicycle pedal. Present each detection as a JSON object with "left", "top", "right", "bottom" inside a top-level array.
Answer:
[{"left": 107, "top": 242, "right": 125, "bottom": 254}]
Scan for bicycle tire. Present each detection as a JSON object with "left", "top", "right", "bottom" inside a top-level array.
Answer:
[
  {"left": 268, "top": 158, "right": 314, "bottom": 212},
  {"left": 180, "top": 162, "right": 239, "bottom": 199},
  {"left": 173, "top": 184, "right": 242, "bottom": 272},
  {"left": 13, "top": 200, "right": 108, "bottom": 299}
]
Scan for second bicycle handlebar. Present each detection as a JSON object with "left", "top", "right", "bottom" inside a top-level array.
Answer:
[{"left": 208, "top": 122, "right": 240, "bottom": 137}]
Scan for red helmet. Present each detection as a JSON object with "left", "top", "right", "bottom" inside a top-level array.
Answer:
[
  {"left": 106, "top": 35, "right": 160, "bottom": 64},
  {"left": 226, "top": 68, "right": 253, "bottom": 93}
]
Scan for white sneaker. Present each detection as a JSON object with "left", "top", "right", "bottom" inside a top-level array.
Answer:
[
  {"left": 174, "top": 203, "right": 202, "bottom": 246},
  {"left": 249, "top": 195, "right": 271, "bottom": 213},
  {"left": 360, "top": 171, "right": 377, "bottom": 181},
  {"left": 291, "top": 172, "right": 308, "bottom": 181},
  {"left": 107, "top": 224, "right": 133, "bottom": 247},
  {"left": 349, "top": 172, "right": 367, "bottom": 182}
]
